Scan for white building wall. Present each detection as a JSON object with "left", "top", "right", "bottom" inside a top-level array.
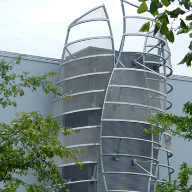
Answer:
[
  {"left": 0, "top": 51, "right": 60, "bottom": 124},
  {"left": 0, "top": 51, "right": 60, "bottom": 191},
  {"left": 167, "top": 75, "right": 192, "bottom": 183}
]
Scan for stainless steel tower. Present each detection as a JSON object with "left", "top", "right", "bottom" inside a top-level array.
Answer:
[
  {"left": 51, "top": 1, "right": 174, "bottom": 191},
  {"left": 51, "top": 5, "right": 115, "bottom": 191}
]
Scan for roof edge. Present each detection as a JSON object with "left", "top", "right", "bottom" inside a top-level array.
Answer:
[{"left": 0, "top": 50, "right": 61, "bottom": 65}]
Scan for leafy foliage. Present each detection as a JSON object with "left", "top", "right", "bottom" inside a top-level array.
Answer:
[
  {"left": 156, "top": 162, "right": 192, "bottom": 191},
  {"left": 0, "top": 56, "right": 73, "bottom": 108},
  {"left": 142, "top": 100, "right": 192, "bottom": 191},
  {"left": 143, "top": 100, "right": 192, "bottom": 141},
  {"left": 0, "top": 57, "right": 81, "bottom": 191},
  {"left": 0, "top": 111, "right": 83, "bottom": 192},
  {"left": 137, "top": 0, "right": 192, "bottom": 66},
  {"left": 139, "top": 22, "right": 150, "bottom": 31}
]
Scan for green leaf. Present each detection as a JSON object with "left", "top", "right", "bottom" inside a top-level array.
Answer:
[
  {"left": 177, "top": 28, "right": 184, "bottom": 35},
  {"left": 156, "top": 12, "right": 165, "bottom": 19},
  {"left": 162, "top": 14, "right": 169, "bottom": 24},
  {"left": 186, "top": 54, "right": 192, "bottom": 66},
  {"left": 160, "top": 23, "right": 169, "bottom": 35},
  {"left": 139, "top": 22, "right": 150, "bottom": 32},
  {"left": 154, "top": 22, "right": 160, "bottom": 35},
  {"left": 156, "top": 2, "right": 163, "bottom": 8},
  {"left": 161, "top": 0, "right": 171, "bottom": 6},
  {"left": 180, "top": 19, "right": 188, "bottom": 30},
  {"left": 179, "top": 19, "right": 189, "bottom": 34},
  {"left": 156, "top": 12, "right": 169, "bottom": 24},
  {"left": 166, "top": 30, "right": 174, "bottom": 43},
  {"left": 137, "top": 2, "right": 148, "bottom": 13},
  {"left": 186, "top": 13, "right": 192, "bottom": 21},
  {"left": 189, "top": 41, "right": 192, "bottom": 50},
  {"left": 178, "top": 52, "right": 190, "bottom": 64},
  {"left": 183, "top": 0, "right": 190, "bottom": 10},
  {"left": 150, "top": 1, "right": 158, "bottom": 16},
  {"left": 152, "top": 0, "right": 158, "bottom": 3},
  {"left": 189, "top": 33, "right": 192, "bottom": 38},
  {"left": 166, "top": 8, "right": 185, "bottom": 18}
]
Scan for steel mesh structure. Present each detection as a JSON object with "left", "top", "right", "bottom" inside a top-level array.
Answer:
[
  {"left": 51, "top": 5, "right": 114, "bottom": 192},
  {"left": 51, "top": 1, "right": 174, "bottom": 191}
]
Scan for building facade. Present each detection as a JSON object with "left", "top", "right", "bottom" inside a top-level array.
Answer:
[
  {"left": 1, "top": 50, "right": 192, "bottom": 192},
  {"left": 1, "top": 1, "right": 192, "bottom": 192}
]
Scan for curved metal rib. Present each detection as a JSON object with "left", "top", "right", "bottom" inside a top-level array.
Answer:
[
  {"left": 100, "top": 1, "right": 173, "bottom": 192},
  {"left": 51, "top": 5, "right": 114, "bottom": 192}
]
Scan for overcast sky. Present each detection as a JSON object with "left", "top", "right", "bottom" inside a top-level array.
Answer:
[{"left": 0, "top": 0, "right": 191, "bottom": 76}]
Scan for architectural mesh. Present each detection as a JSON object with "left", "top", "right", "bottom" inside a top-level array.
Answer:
[{"left": 51, "top": 1, "right": 173, "bottom": 192}]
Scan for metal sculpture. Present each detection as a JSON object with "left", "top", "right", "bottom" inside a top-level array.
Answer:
[
  {"left": 51, "top": 1, "right": 173, "bottom": 191},
  {"left": 51, "top": 5, "right": 114, "bottom": 192}
]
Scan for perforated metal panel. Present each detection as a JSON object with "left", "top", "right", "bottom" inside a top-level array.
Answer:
[
  {"left": 99, "top": 1, "right": 173, "bottom": 192},
  {"left": 51, "top": 5, "right": 114, "bottom": 192},
  {"left": 51, "top": 2, "right": 173, "bottom": 192}
]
